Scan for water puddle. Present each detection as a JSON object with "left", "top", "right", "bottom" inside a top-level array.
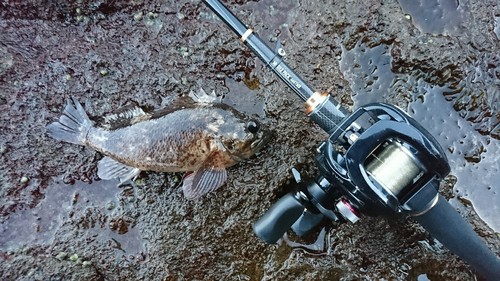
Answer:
[
  {"left": 448, "top": 52, "right": 500, "bottom": 139},
  {"left": 0, "top": 178, "right": 145, "bottom": 255},
  {"left": 1, "top": 179, "right": 71, "bottom": 251},
  {"left": 398, "top": 0, "right": 467, "bottom": 35},
  {"left": 282, "top": 227, "right": 330, "bottom": 256},
  {"left": 339, "top": 42, "right": 395, "bottom": 104},
  {"left": 410, "top": 86, "right": 499, "bottom": 231},
  {"left": 223, "top": 78, "right": 266, "bottom": 117},
  {"left": 339, "top": 42, "right": 500, "bottom": 232},
  {"left": 417, "top": 273, "right": 430, "bottom": 281}
]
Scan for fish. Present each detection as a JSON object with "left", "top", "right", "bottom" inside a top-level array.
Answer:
[{"left": 46, "top": 90, "right": 273, "bottom": 200}]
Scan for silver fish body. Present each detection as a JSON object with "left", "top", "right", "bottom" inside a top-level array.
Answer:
[{"left": 47, "top": 96, "right": 272, "bottom": 199}]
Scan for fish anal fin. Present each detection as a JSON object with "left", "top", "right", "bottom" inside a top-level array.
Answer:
[{"left": 97, "top": 156, "right": 141, "bottom": 184}]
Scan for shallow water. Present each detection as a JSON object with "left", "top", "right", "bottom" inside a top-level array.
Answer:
[
  {"left": 0, "top": 178, "right": 145, "bottom": 255},
  {"left": 398, "top": 0, "right": 466, "bottom": 36}
]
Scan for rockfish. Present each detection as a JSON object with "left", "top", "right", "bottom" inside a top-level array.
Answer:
[{"left": 46, "top": 91, "right": 272, "bottom": 199}]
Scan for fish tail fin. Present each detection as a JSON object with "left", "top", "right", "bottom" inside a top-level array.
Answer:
[{"left": 46, "top": 97, "right": 93, "bottom": 145}]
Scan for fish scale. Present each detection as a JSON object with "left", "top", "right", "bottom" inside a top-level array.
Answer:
[{"left": 87, "top": 108, "right": 227, "bottom": 171}]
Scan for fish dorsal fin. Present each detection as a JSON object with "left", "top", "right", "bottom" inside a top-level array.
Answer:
[
  {"left": 102, "top": 105, "right": 151, "bottom": 130},
  {"left": 188, "top": 88, "right": 221, "bottom": 104},
  {"left": 182, "top": 166, "right": 228, "bottom": 200},
  {"left": 97, "top": 156, "right": 141, "bottom": 184},
  {"left": 148, "top": 88, "right": 221, "bottom": 119},
  {"left": 149, "top": 97, "right": 198, "bottom": 119}
]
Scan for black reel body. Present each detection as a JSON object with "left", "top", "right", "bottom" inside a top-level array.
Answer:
[
  {"left": 255, "top": 102, "right": 451, "bottom": 241},
  {"left": 316, "top": 103, "right": 450, "bottom": 218}
]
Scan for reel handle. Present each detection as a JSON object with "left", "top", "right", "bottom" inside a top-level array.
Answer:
[{"left": 253, "top": 193, "right": 306, "bottom": 244}]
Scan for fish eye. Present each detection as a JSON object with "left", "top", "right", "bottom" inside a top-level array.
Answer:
[
  {"left": 225, "top": 142, "right": 234, "bottom": 150},
  {"left": 246, "top": 120, "right": 260, "bottom": 134}
]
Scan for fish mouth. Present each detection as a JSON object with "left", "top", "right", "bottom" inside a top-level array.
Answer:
[
  {"left": 229, "top": 130, "right": 274, "bottom": 163},
  {"left": 250, "top": 129, "right": 275, "bottom": 150}
]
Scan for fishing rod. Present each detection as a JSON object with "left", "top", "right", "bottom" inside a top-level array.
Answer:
[{"left": 201, "top": 0, "right": 500, "bottom": 279}]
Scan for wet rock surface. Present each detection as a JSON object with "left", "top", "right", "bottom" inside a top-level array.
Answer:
[{"left": 1, "top": 0, "right": 499, "bottom": 280}]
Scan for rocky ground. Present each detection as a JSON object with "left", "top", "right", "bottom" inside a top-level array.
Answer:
[{"left": 0, "top": 0, "right": 499, "bottom": 280}]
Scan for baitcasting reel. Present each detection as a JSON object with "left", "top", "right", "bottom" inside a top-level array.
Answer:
[
  {"left": 253, "top": 103, "right": 450, "bottom": 243},
  {"left": 202, "top": 0, "right": 500, "bottom": 279}
]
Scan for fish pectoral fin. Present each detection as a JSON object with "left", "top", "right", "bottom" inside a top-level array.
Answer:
[
  {"left": 97, "top": 156, "right": 141, "bottom": 184},
  {"left": 182, "top": 167, "right": 228, "bottom": 200}
]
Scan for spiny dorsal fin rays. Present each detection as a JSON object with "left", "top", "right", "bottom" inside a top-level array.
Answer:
[
  {"left": 104, "top": 107, "right": 147, "bottom": 123},
  {"left": 102, "top": 105, "right": 151, "bottom": 130},
  {"left": 188, "top": 88, "right": 221, "bottom": 104},
  {"left": 151, "top": 88, "right": 221, "bottom": 119}
]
